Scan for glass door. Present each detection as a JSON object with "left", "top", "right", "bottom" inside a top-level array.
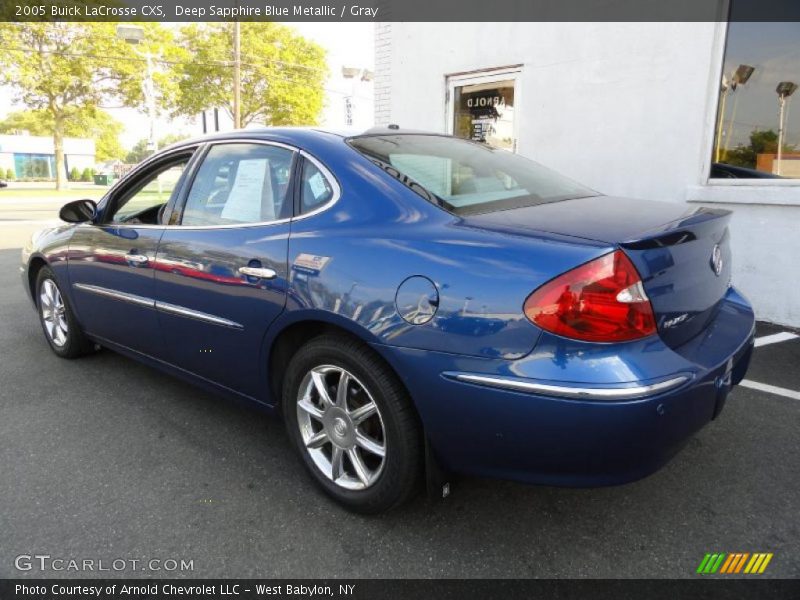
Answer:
[{"left": 447, "top": 69, "right": 520, "bottom": 152}]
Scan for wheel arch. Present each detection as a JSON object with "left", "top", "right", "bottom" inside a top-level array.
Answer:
[
  {"left": 266, "top": 313, "right": 414, "bottom": 418},
  {"left": 27, "top": 255, "right": 49, "bottom": 302}
]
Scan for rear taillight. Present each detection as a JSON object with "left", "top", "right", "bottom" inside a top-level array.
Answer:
[{"left": 523, "top": 250, "right": 656, "bottom": 342}]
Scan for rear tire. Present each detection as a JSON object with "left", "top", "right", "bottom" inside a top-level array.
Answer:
[
  {"left": 283, "top": 334, "right": 422, "bottom": 513},
  {"left": 35, "top": 266, "right": 95, "bottom": 358}
]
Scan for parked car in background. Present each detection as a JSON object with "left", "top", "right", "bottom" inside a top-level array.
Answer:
[
  {"left": 710, "top": 162, "right": 783, "bottom": 179},
  {"left": 21, "top": 128, "right": 755, "bottom": 513},
  {"left": 0, "top": 179, "right": 7, "bottom": 188}
]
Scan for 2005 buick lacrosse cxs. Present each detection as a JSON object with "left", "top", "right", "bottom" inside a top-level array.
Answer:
[{"left": 21, "top": 128, "right": 755, "bottom": 513}]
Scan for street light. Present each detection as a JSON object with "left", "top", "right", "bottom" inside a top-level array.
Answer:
[
  {"left": 716, "top": 64, "right": 755, "bottom": 162},
  {"left": 117, "top": 25, "right": 157, "bottom": 156},
  {"left": 775, "top": 81, "right": 798, "bottom": 176}
]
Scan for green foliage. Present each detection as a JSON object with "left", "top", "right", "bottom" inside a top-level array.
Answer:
[
  {"left": 5, "top": 169, "right": 15, "bottom": 180},
  {"left": 0, "top": 22, "right": 181, "bottom": 188},
  {"left": 0, "top": 108, "right": 126, "bottom": 162},
  {"left": 175, "top": 23, "right": 327, "bottom": 127},
  {"left": 69, "top": 167, "right": 80, "bottom": 181},
  {"left": 81, "top": 167, "right": 93, "bottom": 182},
  {"left": 725, "top": 129, "right": 795, "bottom": 168},
  {"left": 125, "top": 133, "right": 189, "bottom": 164}
]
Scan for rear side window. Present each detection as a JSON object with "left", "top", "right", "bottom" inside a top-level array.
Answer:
[
  {"left": 299, "top": 159, "right": 334, "bottom": 214},
  {"left": 348, "top": 134, "right": 596, "bottom": 215},
  {"left": 181, "top": 143, "right": 294, "bottom": 226}
]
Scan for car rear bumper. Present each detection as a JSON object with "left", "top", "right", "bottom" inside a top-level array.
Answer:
[{"left": 375, "top": 286, "right": 755, "bottom": 486}]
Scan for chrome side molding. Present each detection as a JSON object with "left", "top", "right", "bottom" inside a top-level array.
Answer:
[
  {"left": 72, "top": 283, "right": 242, "bottom": 330},
  {"left": 155, "top": 301, "right": 243, "bottom": 329},
  {"left": 73, "top": 283, "right": 154, "bottom": 309},
  {"left": 444, "top": 372, "right": 689, "bottom": 400}
]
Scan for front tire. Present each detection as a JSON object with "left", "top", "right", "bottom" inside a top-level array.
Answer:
[
  {"left": 283, "top": 334, "right": 422, "bottom": 513},
  {"left": 36, "top": 266, "right": 94, "bottom": 358}
]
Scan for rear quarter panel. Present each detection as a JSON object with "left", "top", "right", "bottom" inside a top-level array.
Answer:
[{"left": 283, "top": 140, "right": 613, "bottom": 360}]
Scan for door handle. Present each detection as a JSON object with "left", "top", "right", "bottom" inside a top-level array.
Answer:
[
  {"left": 126, "top": 254, "right": 149, "bottom": 265},
  {"left": 239, "top": 266, "right": 277, "bottom": 280}
]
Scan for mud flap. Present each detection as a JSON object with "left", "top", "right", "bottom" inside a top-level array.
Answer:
[{"left": 425, "top": 437, "right": 452, "bottom": 500}]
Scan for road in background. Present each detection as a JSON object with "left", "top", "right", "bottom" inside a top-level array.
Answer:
[{"left": 0, "top": 185, "right": 106, "bottom": 249}]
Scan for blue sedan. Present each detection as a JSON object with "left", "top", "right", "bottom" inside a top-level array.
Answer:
[{"left": 21, "top": 128, "right": 755, "bottom": 513}]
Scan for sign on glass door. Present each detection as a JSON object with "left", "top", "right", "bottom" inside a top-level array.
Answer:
[{"left": 452, "top": 79, "right": 516, "bottom": 151}]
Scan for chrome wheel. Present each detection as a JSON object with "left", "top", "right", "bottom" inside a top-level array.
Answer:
[
  {"left": 40, "top": 279, "right": 68, "bottom": 347},
  {"left": 296, "top": 365, "right": 386, "bottom": 490}
]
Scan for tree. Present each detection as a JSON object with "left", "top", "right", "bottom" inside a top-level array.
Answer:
[
  {"left": 0, "top": 108, "right": 125, "bottom": 162},
  {"left": 726, "top": 129, "right": 796, "bottom": 169},
  {"left": 81, "top": 168, "right": 93, "bottom": 182},
  {"left": 176, "top": 23, "right": 327, "bottom": 127},
  {"left": 5, "top": 169, "right": 14, "bottom": 180},
  {"left": 69, "top": 167, "right": 80, "bottom": 182},
  {"left": 0, "top": 23, "right": 182, "bottom": 189},
  {"left": 125, "top": 133, "right": 189, "bottom": 164}
]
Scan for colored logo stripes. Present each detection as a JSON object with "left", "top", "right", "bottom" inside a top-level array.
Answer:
[{"left": 696, "top": 552, "right": 774, "bottom": 574}]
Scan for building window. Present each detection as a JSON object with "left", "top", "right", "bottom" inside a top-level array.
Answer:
[
  {"left": 13, "top": 153, "right": 56, "bottom": 180},
  {"left": 448, "top": 69, "right": 518, "bottom": 152},
  {"left": 712, "top": 21, "right": 800, "bottom": 179}
]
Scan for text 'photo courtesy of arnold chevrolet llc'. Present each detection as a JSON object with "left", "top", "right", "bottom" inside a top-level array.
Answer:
[{"left": 0, "top": 0, "right": 799, "bottom": 598}]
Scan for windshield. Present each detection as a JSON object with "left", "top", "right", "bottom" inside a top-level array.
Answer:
[{"left": 347, "top": 134, "right": 597, "bottom": 215}]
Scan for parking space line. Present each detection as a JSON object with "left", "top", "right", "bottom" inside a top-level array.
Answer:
[
  {"left": 754, "top": 332, "right": 799, "bottom": 347},
  {"left": 740, "top": 379, "right": 800, "bottom": 401}
]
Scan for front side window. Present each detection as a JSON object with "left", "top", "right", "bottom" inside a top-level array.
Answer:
[
  {"left": 181, "top": 143, "right": 294, "bottom": 226},
  {"left": 108, "top": 158, "right": 189, "bottom": 224},
  {"left": 348, "top": 134, "right": 596, "bottom": 215},
  {"left": 712, "top": 20, "right": 800, "bottom": 179}
]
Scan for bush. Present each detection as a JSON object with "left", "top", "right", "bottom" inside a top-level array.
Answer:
[
  {"left": 5, "top": 168, "right": 14, "bottom": 180},
  {"left": 69, "top": 167, "right": 80, "bottom": 182},
  {"left": 80, "top": 167, "right": 93, "bottom": 182}
]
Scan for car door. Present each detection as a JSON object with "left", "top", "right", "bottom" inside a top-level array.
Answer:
[
  {"left": 68, "top": 149, "right": 196, "bottom": 358},
  {"left": 153, "top": 141, "right": 296, "bottom": 399}
]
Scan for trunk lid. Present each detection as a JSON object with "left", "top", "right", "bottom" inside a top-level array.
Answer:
[{"left": 465, "top": 196, "right": 733, "bottom": 347}]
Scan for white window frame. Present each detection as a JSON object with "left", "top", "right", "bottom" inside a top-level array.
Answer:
[
  {"left": 690, "top": 18, "right": 800, "bottom": 206},
  {"left": 445, "top": 66, "right": 522, "bottom": 153}
]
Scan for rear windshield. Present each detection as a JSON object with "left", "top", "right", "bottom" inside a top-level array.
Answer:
[{"left": 347, "top": 134, "right": 597, "bottom": 215}]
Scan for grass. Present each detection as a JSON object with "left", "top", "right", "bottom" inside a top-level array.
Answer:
[{"left": 0, "top": 187, "right": 110, "bottom": 200}]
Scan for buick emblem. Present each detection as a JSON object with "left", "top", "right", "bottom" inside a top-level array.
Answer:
[{"left": 711, "top": 244, "right": 723, "bottom": 276}]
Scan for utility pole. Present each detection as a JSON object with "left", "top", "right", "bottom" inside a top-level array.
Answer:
[
  {"left": 233, "top": 21, "right": 242, "bottom": 129},
  {"left": 776, "top": 81, "right": 798, "bottom": 176},
  {"left": 117, "top": 25, "right": 158, "bottom": 155},
  {"left": 143, "top": 51, "right": 157, "bottom": 153}
]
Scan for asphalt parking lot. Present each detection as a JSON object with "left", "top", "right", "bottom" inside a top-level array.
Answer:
[{"left": 0, "top": 200, "right": 798, "bottom": 578}]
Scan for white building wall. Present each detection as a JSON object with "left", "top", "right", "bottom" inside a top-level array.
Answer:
[
  {"left": 376, "top": 22, "right": 800, "bottom": 327},
  {"left": 319, "top": 70, "right": 374, "bottom": 131},
  {"left": 374, "top": 23, "right": 393, "bottom": 126}
]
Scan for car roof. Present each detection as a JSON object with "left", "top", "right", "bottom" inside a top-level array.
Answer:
[{"left": 163, "top": 126, "right": 446, "bottom": 153}]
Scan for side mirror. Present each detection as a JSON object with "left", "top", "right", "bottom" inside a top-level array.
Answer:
[{"left": 59, "top": 199, "right": 97, "bottom": 223}]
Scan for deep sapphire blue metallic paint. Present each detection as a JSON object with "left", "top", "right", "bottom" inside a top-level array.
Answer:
[{"left": 21, "top": 128, "right": 755, "bottom": 488}]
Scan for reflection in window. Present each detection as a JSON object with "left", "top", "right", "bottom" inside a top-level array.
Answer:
[{"left": 713, "top": 21, "right": 800, "bottom": 179}]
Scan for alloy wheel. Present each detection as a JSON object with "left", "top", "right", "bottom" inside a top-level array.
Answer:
[
  {"left": 40, "top": 279, "right": 68, "bottom": 347},
  {"left": 296, "top": 365, "right": 387, "bottom": 490}
]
